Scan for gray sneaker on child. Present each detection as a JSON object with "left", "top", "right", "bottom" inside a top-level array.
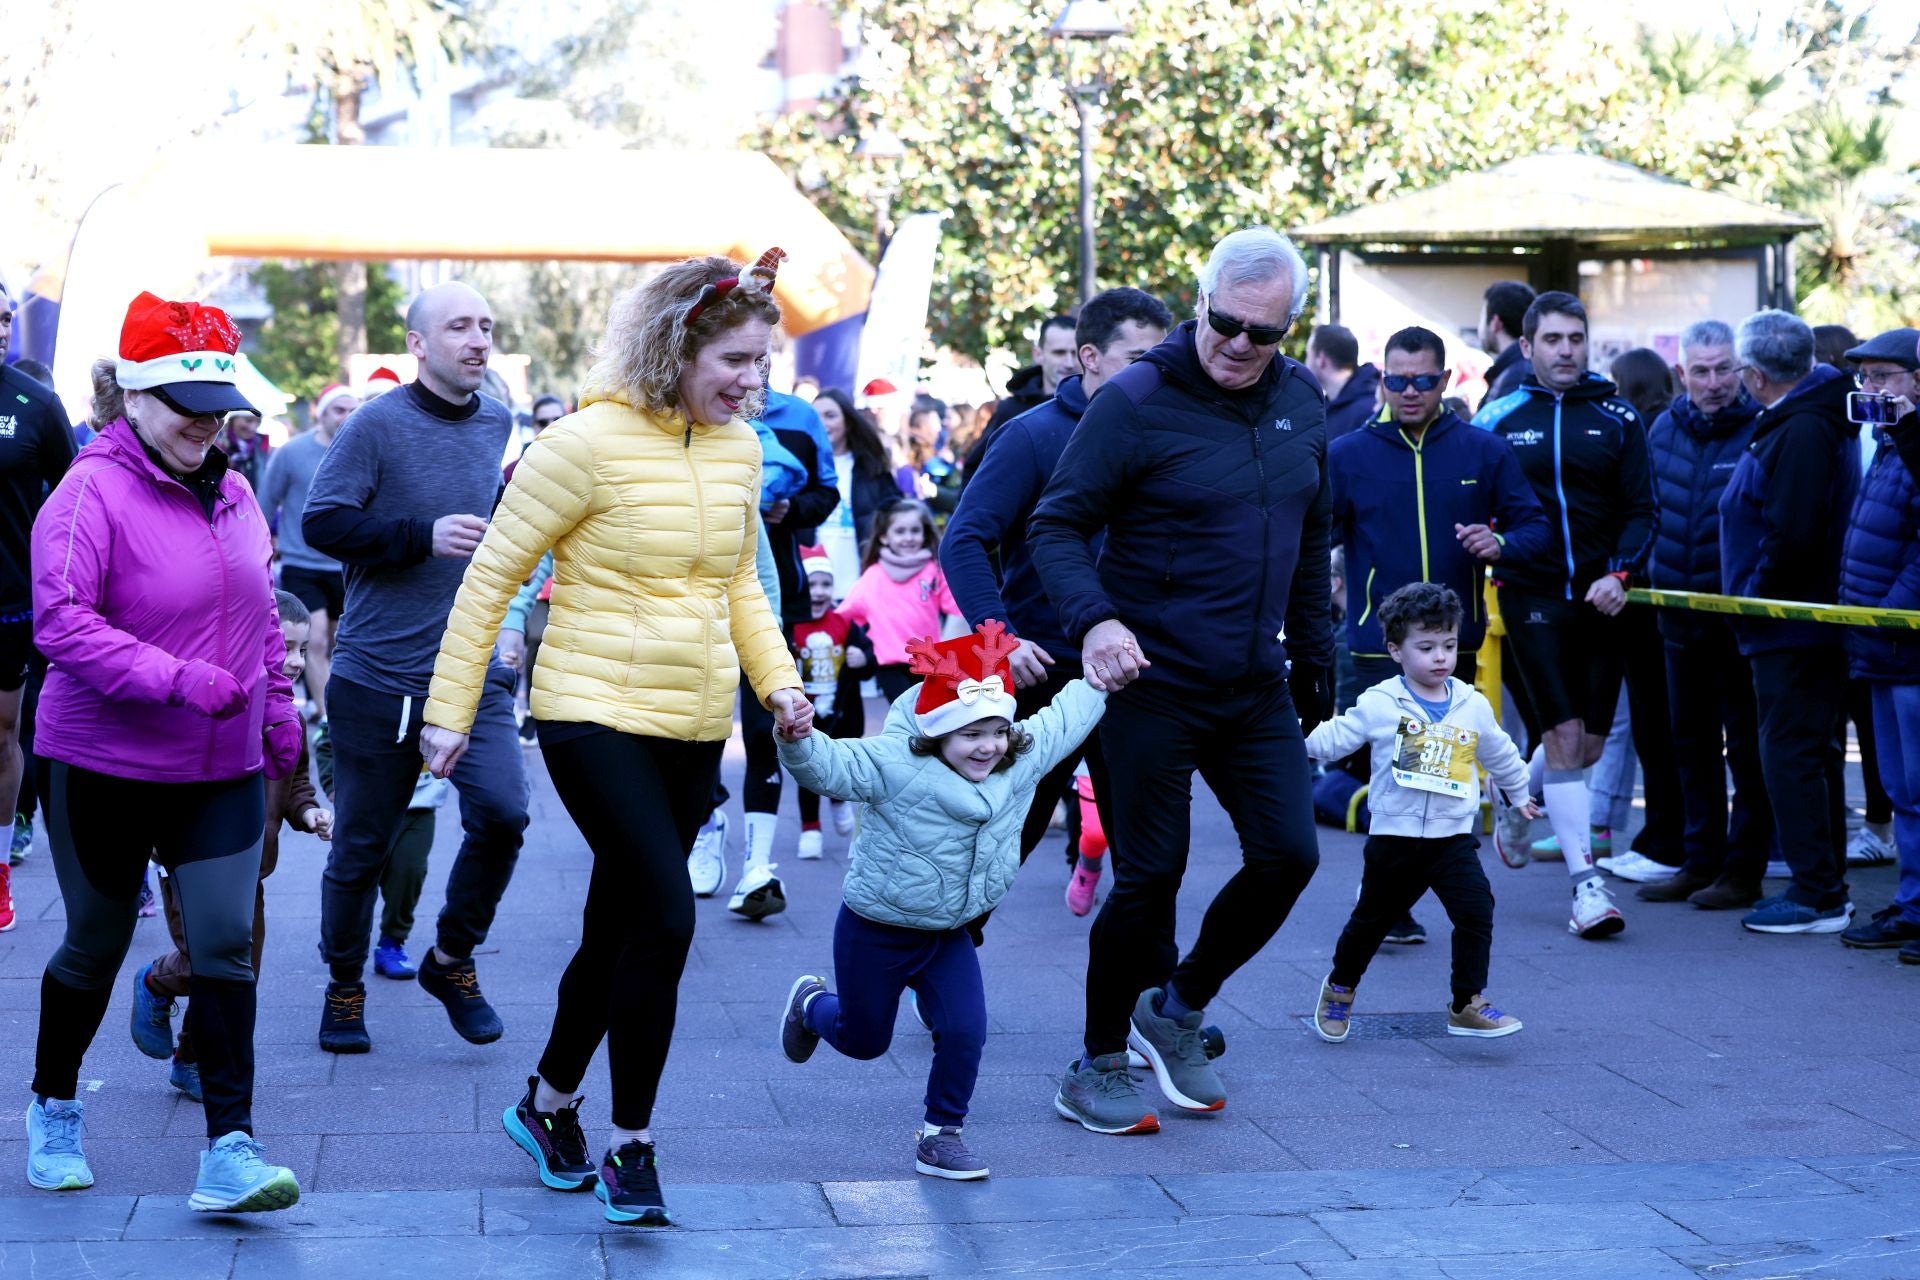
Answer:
[{"left": 1127, "top": 987, "right": 1226, "bottom": 1112}]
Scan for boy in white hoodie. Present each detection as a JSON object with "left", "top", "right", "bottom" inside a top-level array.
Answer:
[{"left": 1303, "top": 583, "right": 1539, "bottom": 1042}]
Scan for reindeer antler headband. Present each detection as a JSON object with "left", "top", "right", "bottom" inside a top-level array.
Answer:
[{"left": 685, "top": 247, "right": 787, "bottom": 327}]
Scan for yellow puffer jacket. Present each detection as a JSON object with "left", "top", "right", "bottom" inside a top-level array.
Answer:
[{"left": 423, "top": 384, "right": 800, "bottom": 742}]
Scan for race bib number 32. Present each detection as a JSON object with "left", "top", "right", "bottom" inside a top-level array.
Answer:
[{"left": 1392, "top": 717, "right": 1480, "bottom": 798}]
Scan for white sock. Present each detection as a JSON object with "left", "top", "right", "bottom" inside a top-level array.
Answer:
[
  {"left": 1527, "top": 746, "right": 1547, "bottom": 802},
  {"left": 534, "top": 1077, "right": 575, "bottom": 1114},
  {"left": 1544, "top": 777, "right": 1596, "bottom": 877},
  {"left": 744, "top": 812, "right": 776, "bottom": 869},
  {"left": 611, "top": 1126, "right": 651, "bottom": 1148},
  {"left": 919, "top": 1121, "right": 950, "bottom": 1137}
]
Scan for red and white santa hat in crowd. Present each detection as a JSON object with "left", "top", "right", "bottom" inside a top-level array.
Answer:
[
  {"left": 314, "top": 382, "right": 357, "bottom": 419},
  {"left": 362, "top": 366, "right": 402, "bottom": 398},
  {"left": 907, "top": 620, "right": 1021, "bottom": 737},
  {"left": 115, "top": 291, "right": 258, "bottom": 417},
  {"left": 799, "top": 544, "right": 834, "bottom": 580}
]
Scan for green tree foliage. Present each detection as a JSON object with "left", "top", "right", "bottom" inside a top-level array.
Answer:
[{"left": 250, "top": 262, "right": 407, "bottom": 408}]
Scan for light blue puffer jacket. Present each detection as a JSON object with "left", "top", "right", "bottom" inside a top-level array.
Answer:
[{"left": 777, "top": 680, "right": 1106, "bottom": 930}]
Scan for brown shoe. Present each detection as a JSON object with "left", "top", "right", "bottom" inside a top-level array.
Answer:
[
  {"left": 1636, "top": 869, "right": 1714, "bottom": 902},
  {"left": 1688, "top": 873, "right": 1763, "bottom": 910}
]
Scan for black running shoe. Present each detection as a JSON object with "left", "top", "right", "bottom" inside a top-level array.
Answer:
[
  {"left": 418, "top": 953, "right": 504, "bottom": 1044},
  {"left": 502, "top": 1076, "right": 595, "bottom": 1191},
  {"left": 595, "top": 1140, "right": 670, "bottom": 1225},
  {"left": 1383, "top": 913, "right": 1428, "bottom": 945},
  {"left": 319, "top": 982, "right": 371, "bottom": 1054},
  {"left": 781, "top": 976, "right": 826, "bottom": 1063}
]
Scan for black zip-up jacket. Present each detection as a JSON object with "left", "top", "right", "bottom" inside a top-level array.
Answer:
[
  {"left": 962, "top": 364, "right": 1050, "bottom": 484},
  {"left": 1027, "top": 320, "right": 1333, "bottom": 693},
  {"left": 1472, "top": 371, "right": 1655, "bottom": 599},
  {"left": 1646, "top": 390, "right": 1760, "bottom": 639}
]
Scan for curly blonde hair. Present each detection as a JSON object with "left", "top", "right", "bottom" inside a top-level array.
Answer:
[
  {"left": 90, "top": 358, "right": 126, "bottom": 427},
  {"left": 585, "top": 256, "right": 782, "bottom": 417}
]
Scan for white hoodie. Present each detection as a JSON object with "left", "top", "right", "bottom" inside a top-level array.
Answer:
[{"left": 1305, "top": 675, "right": 1530, "bottom": 839}]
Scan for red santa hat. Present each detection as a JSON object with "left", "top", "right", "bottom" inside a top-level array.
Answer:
[
  {"left": 115, "top": 291, "right": 257, "bottom": 417},
  {"left": 363, "top": 366, "right": 402, "bottom": 397},
  {"left": 862, "top": 377, "right": 899, "bottom": 398},
  {"left": 799, "top": 544, "right": 834, "bottom": 580},
  {"left": 907, "top": 620, "right": 1021, "bottom": 737},
  {"left": 314, "top": 382, "right": 357, "bottom": 419}
]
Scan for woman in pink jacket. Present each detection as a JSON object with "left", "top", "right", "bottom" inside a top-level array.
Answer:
[{"left": 25, "top": 294, "right": 303, "bottom": 1213}]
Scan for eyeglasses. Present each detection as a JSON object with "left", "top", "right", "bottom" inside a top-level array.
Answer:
[
  {"left": 1382, "top": 373, "right": 1446, "bottom": 393},
  {"left": 1203, "top": 299, "right": 1289, "bottom": 347},
  {"left": 1856, "top": 369, "right": 1908, "bottom": 390}
]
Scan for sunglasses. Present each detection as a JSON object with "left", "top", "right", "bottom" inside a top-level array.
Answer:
[
  {"left": 1203, "top": 300, "right": 1289, "bottom": 347},
  {"left": 1383, "top": 373, "right": 1446, "bottom": 393},
  {"left": 533, "top": 416, "right": 562, "bottom": 429}
]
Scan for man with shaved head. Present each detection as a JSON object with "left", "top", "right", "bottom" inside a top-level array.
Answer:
[{"left": 303, "top": 281, "right": 529, "bottom": 1054}]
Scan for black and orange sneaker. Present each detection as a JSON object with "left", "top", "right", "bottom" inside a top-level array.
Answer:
[
  {"left": 318, "top": 981, "right": 370, "bottom": 1054},
  {"left": 595, "top": 1140, "right": 670, "bottom": 1226},
  {"left": 502, "top": 1076, "right": 595, "bottom": 1191},
  {"left": 418, "top": 953, "right": 504, "bottom": 1044}
]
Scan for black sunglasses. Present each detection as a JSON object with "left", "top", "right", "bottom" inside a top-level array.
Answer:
[
  {"left": 1203, "top": 300, "right": 1289, "bottom": 347},
  {"left": 1382, "top": 373, "right": 1447, "bottom": 393}
]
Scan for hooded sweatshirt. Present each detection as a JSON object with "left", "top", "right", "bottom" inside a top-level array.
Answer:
[{"left": 31, "top": 418, "right": 295, "bottom": 782}]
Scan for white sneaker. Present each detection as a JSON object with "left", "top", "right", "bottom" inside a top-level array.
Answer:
[
  {"left": 1600, "top": 851, "right": 1679, "bottom": 884},
  {"left": 729, "top": 862, "right": 787, "bottom": 919},
  {"left": 829, "top": 799, "right": 855, "bottom": 837},
  {"left": 797, "top": 830, "right": 824, "bottom": 860},
  {"left": 1846, "top": 826, "right": 1896, "bottom": 867},
  {"left": 686, "top": 812, "right": 727, "bottom": 898},
  {"left": 1569, "top": 876, "right": 1625, "bottom": 939}
]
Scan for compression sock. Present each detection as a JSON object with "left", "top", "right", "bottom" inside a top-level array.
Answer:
[
  {"left": 1544, "top": 770, "right": 1595, "bottom": 876},
  {"left": 743, "top": 813, "right": 776, "bottom": 870}
]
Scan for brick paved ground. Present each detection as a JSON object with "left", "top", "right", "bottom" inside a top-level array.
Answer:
[{"left": 0, "top": 709, "right": 1914, "bottom": 1277}]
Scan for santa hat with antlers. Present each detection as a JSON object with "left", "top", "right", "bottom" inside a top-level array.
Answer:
[{"left": 906, "top": 620, "right": 1021, "bottom": 737}]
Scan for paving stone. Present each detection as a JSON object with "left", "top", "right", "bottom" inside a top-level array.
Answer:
[
  {"left": 1256, "top": 1111, "right": 1616, "bottom": 1171},
  {"left": 1549, "top": 1102, "right": 1915, "bottom": 1162},
  {"left": 956, "top": 1212, "right": 1347, "bottom": 1271},
  {"left": 1482, "top": 1156, "right": 1856, "bottom": 1204},
  {"left": 0, "top": 1192, "right": 135, "bottom": 1240},
  {"left": 163, "top": 1081, "right": 478, "bottom": 1139},
  {"left": 0, "top": 1238, "right": 238, "bottom": 1278},
  {"left": 484, "top": 1182, "right": 835, "bottom": 1234},
  {"left": 1651, "top": 1192, "right": 1920, "bottom": 1246},
  {"left": 1309, "top": 1201, "right": 1701, "bottom": 1258},
  {"left": 1158, "top": 1167, "right": 1524, "bottom": 1216},
  {"left": 1796, "top": 1151, "right": 1920, "bottom": 1195},
  {"left": 823, "top": 1173, "right": 1175, "bottom": 1225},
  {"left": 598, "top": 1222, "right": 978, "bottom": 1278},
  {"left": 1301, "top": 1249, "right": 1697, "bottom": 1278},
  {"left": 230, "top": 1231, "right": 606, "bottom": 1279},
  {"left": 1662, "top": 1235, "right": 1920, "bottom": 1278},
  {"left": 1331, "top": 1062, "right": 1665, "bottom": 1115},
  {"left": 126, "top": 1190, "right": 480, "bottom": 1238}
]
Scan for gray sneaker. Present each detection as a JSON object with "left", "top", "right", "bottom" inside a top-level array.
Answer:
[
  {"left": 1053, "top": 1054, "right": 1160, "bottom": 1135},
  {"left": 1127, "top": 988, "right": 1226, "bottom": 1112},
  {"left": 914, "top": 1126, "right": 989, "bottom": 1180}
]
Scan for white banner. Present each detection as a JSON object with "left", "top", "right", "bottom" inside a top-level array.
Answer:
[{"left": 853, "top": 212, "right": 944, "bottom": 402}]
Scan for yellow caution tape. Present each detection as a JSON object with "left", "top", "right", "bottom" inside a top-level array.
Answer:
[{"left": 1626, "top": 588, "right": 1920, "bottom": 631}]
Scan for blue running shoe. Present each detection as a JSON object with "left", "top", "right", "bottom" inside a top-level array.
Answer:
[
  {"left": 26, "top": 1099, "right": 92, "bottom": 1190},
  {"left": 190, "top": 1132, "right": 299, "bottom": 1213},
  {"left": 502, "top": 1076, "right": 594, "bottom": 1191},
  {"left": 130, "top": 963, "right": 176, "bottom": 1060},
  {"left": 595, "top": 1140, "right": 670, "bottom": 1225},
  {"left": 170, "top": 1058, "right": 203, "bottom": 1102},
  {"left": 1743, "top": 897, "right": 1854, "bottom": 934},
  {"left": 373, "top": 937, "right": 417, "bottom": 980},
  {"left": 9, "top": 812, "right": 30, "bottom": 864}
]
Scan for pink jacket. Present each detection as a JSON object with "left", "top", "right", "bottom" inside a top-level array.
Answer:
[
  {"left": 839, "top": 560, "right": 961, "bottom": 666},
  {"left": 32, "top": 419, "right": 294, "bottom": 783}
]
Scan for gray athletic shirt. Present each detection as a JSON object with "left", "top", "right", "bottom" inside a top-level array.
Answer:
[
  {"left": 303, "top": 384, "right": 512, "bottom": 697},
  {"left": 256, "top": 429, "right": 340, "bottom": 574}
]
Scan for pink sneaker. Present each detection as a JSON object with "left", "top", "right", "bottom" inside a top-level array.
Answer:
[
  {"left": 138, "top": 869, "right": 158, "bottom": 919},
  {"left": 1065, "top": 855, "right": 1104, "bottom": 917}
]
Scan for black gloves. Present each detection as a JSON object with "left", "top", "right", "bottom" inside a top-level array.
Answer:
[{"left": 1290, "top": 662, "right": 1334, "bottom": 736}]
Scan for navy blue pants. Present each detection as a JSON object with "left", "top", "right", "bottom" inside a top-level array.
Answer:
[{"left": 804, "top": 905, "right": 988, "bottom": 1127}]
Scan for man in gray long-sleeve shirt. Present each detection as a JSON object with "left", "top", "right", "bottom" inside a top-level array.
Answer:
[
  {"left": 258, "top": 384, "right": 356, "bottom": 718},
  {"left": 302, "top": 281, "right": 529, "bottom": 1056}
]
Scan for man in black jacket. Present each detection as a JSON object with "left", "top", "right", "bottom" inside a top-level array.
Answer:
[
  {"left": 1308, "top": 324, "right": 1381, "bottom": 441},
  {"left": 961, "top": 314, "right": 1079, "bottom": 482},
  {"left": 1030, "top": 228, "right": 1330, "bottom": 1136},
  {"left": 1477, "top": 281, "right": 1536, "bottom": 412}
]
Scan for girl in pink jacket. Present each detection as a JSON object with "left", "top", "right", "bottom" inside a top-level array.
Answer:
[
  {"left": 24, "top": 294, "right": 302, "bottom": 1214},
  {"left": 839, "top": 499, "right": 961, "bottom": 703}
]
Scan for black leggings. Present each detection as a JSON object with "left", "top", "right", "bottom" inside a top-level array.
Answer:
[
  {"left": 741, "top": 691, "right": 782, "bottom": 815},
  {"left": 536, "top": 727, "right": 722, "bottom": 1130},
  {"left": 36, "top": 763, "right": 265, "bottom": 1139}
]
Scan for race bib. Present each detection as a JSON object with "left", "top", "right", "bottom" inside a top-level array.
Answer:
[{"left": 1392, "top": 717, "right": 1480, "bottom": 798}]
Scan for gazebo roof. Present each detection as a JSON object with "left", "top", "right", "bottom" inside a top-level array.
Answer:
[{"left": 1295, "top": 151, "right": 1816, "bottom": 249}]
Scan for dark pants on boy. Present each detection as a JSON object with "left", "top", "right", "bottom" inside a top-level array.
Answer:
[
  {"left": 319, "top": 667, "right": 528, "bottom": 982},
  {"left": 1332, "top": 832, "right": 1494, "bottom": 1004},
  {"left": 805, "top": 904, "right": 988, "bottom": 1127},
  {"left": 1751, "top": 645, "right": 1849, "bottom": 910},
  {"left": 1663, "top": 620, "right": 1773, "bottom": 883}
]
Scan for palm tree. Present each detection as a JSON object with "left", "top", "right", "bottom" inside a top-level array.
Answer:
[{"left": 1781, "top": 104, "right": 1920, "bottom": 330}]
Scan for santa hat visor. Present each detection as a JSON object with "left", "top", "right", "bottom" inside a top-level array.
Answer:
[
  {"left": 915, "top": 681, "right": 1018, "bottom": 738},
  {"left": 115, "top": 291, "right": 257, "bottom": 416},
  {"left": 125, "top": 373, "right": 258, "bottom": 418}
]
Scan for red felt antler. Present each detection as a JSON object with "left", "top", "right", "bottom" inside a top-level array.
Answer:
[
  {"left": 905, "top": 634, "right": 966, "bottom": 686},
  {"left": 970, "top": 619, "right": 1019, "bottom": 672}
]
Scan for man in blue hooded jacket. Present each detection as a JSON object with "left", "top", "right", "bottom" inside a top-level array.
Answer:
[{"left": 1029, "top": 228, "right": 1331, "bottom": 1136}]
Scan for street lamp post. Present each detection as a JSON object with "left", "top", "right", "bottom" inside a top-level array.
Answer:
[
  {"left": 1050, "top": 1, "right": 1127, "bottom": 305},
  {"left": 855, "top": 125, "right": 907, "bottom": 260}
]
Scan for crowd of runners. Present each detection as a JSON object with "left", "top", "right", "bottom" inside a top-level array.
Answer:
[{"left": 0, "top": 226, "right": 1914, "bottom": 1223}]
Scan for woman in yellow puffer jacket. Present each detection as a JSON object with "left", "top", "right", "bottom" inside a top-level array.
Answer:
[{"left": 418, "top": 253, "right": 813, "bottom": 1228}]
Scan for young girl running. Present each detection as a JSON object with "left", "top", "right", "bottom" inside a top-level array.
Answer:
[
  {"left": 775, "top": 621, "right": 1106, "bottom": 1178},
  {"left": 838, "top": 499, "right": 960, "bottom": 702}
]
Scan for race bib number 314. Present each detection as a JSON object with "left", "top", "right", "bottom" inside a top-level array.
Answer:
[{"left": 1392, "top": 717, "right": 1480, "bottom": 798}]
